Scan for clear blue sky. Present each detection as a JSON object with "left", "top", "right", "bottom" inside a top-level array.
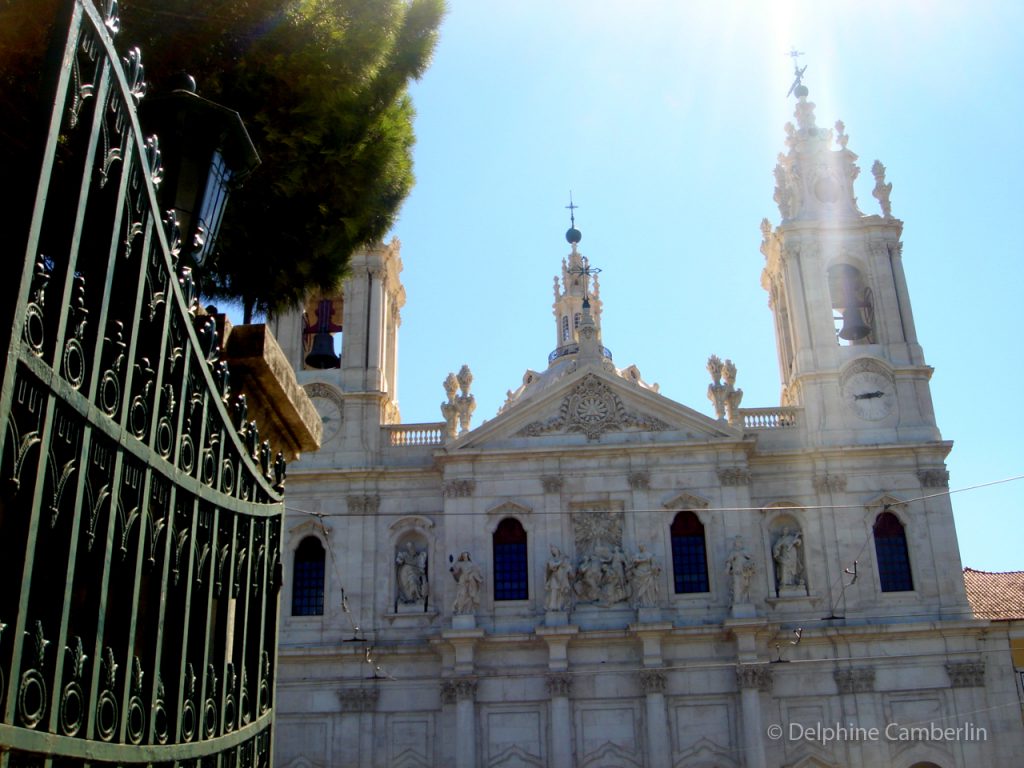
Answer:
[{"left": 379, "top": 2, "right": 1022, "bottom": 572}]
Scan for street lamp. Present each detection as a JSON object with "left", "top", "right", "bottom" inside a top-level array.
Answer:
[{"left": 140, "top": 74, "right": 259, "bottom": 264}]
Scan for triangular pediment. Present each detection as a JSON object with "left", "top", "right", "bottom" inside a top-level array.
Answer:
[{"left": 447, "top": 368, "right": 740, "bottom": 452}]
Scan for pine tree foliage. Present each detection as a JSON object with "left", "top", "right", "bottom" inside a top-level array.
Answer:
[{"left": 120, "top": 0, "right": 445, "bottom": 321}]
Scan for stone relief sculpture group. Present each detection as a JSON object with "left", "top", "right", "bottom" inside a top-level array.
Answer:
[
  {"left": 544, "top": 542, "right": 662, "bottom": 611},
  {"left": 393, "top": 512, "right": 808, "bottom": 619}
]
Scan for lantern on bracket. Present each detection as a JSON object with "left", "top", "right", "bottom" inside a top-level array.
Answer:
[{"left": 140, "top": 74, "right": 260, "bottom": 265}]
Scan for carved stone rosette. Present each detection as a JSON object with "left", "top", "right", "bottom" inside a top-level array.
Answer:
[
  {"left": 717, "top": 468, "right": 751, "bottom": 487},
  {"left": 628, "top": 471, "right": 650, "bottom": 491},
  {"left": 541, "top": 475, "right": 564, "bottom": 494},
  {"left": 442, "top": 480, "right": 476, "bottom": 498},
  {"left": 338, "top": 687, "right": 379, "bottom": 712},
  {"left": 638, "top": 669, "right": 667, "bottom": 694},
  {"left": 441, "top": 677, "right": 478, "bottom": 704},
  {"left": 918, "top": 469, "right": 950, "bottom": 488},
  {"left": 516, "top": 374, "right": 669, "bottom": 441},
  {"left": 736, "top": 664, "right": 773, "bottom": 693},
  {"left": 346, "top": 494, "right": 380, "bottom": 515},
  {"left": 946, "top": 661, "right": 985, "bottom": 688},
  {"left": 834, "top": 667, "right": 875, "bottom": 694},
  {"left": 545, "top": 673, "right": 573, "bottom": 698},
  {"left": 813, "top": 474, "right": 847, "bottom": 493}
]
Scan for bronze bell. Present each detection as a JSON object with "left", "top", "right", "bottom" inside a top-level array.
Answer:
[
  {"left": 305, "top": 332, "right": 339, "bottom": 369},
  {"left": 837, "top": 306, "right": 871, "bottom": 341},
  {"left": 304, "top": 298, "right": 341, "bottom": 368},
  {"left": 837, "top": 281, "right": 871, "bottom": 341}
]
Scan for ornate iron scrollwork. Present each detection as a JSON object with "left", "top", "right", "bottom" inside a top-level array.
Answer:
[{"left": 1, "top": 4, "right": 282, "bottom": 765}]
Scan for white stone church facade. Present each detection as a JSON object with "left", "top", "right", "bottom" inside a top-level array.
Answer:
[{"left": 269, "top": 91, "right": 1024, "bottom": 767}]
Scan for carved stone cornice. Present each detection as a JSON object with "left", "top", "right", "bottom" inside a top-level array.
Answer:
[
  {"left": 540, "top": 475, "right": 563, "bottom": 494},
  {"left": 338, "top": 687, "right": 379, "bottom": 712},
  {"left": 736, "top": 664, "right": 772, "bottom": 692},
  {"left": 441, "top": 677, "right": 478, "bottom": 704},
  {"left": 346, "top": 494, "right": 380, "bottom": 515},
  {"left": 813, "top": 474, "right": 847, "bottom": 493},
  {"left": 628, "top": 471, "right": 650, "bottom": 491},
  {"left": 545, "top": 672, "right": 573, "bottom": 698},
  {"left": 638, "top": 669, "right": 667, "bottom": 694},
  {"left": 946, "top": 661, "right": 985, "bottom": 688},
  {"left": 442, "top": 480, "right": 476, "bottom": 498},
  {"left": 717, "top": 468, "right": 750, "bottom": 487},
  {"left": 834, "top": 667, "right": 875, "bottom": 694},
  {"left": 918, "top": 469, "right": 950, "bottom": 488}
]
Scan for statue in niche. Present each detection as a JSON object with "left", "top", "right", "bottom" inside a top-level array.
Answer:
[
  {"left": 544, "top": 545, "right": 574, "bottom": 612},
  {"left": 725, "top": 536, "right": 755, "bottom": 604},
  {"left": 772, "top": 526, "right": 806, "bottom": 592},
  {"left": 628, "top": 543, "right": 661, "bottom": 608},
  {"left": 395, "top": 541, "right": 428, "bottom": 605},
  {"left": 450, "top": 551, "right": 483, "bottom": 615},
  {"left": 600, "top": 545, "right": 630, "bottom": 605}
]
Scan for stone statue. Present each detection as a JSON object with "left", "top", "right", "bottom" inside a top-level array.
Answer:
[
  {"left": 706, "top": 355, "right": 727, "bottom": 420},
  {"left": 601, "top": 545, "right": 630, "bottom": 605},
  {"left": 772, "top": 527, "right": 805, "bottom": 591},
  {"left": 872, "top": 159, "right": 893, "bottom": 219},
  {"left": 574, "top": 552, "right": 602, "bottom": 603},
  {"left": 440, "top": 372, "right": 459, "bottom": 439},
  {"left": 721, "top": 359, "right": 743, "bottom": 426},
  {"left": 395, "top": 541, "right": 428, "bottom": 605},
  {"left": 455, "top": 365, "right": 476, "bottom": 434},
  {"left": 628, "top": 543, "right": 661, "bottom": 608},
  {"left": 707, "top": 355, "right": 743, "bottom": 426},
  {"left": 544, "top": 545, "right": 574, "bottom": 612},
  {"left": 450, "top": 551, "right": 483, "bottom": 615},
  {"left": 725, "top": 536, "right": 755, "bottom": 604}
]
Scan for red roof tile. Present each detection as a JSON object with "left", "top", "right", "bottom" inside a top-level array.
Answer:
[{"left": 963, "top": 568, "right": 1024, "bottom": 621}]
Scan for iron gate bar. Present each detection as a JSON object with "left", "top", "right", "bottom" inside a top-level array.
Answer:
[{"left": 0, "top": 2, "right": 284, "bottom": 766}]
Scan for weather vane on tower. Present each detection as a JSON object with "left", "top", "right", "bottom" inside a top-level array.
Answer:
[
  {"left": 786, "top": 48, "right": 808, "bottom": 98},
  {"left": 563, "top": 192, "right": 600, "bottom": 305}
]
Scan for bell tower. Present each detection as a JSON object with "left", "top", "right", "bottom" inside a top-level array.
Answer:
[
  {"left": 273, "top": 240, "right": 405, "bottom": 459},
  {"left": 760, "top": 79, "right": 938, "bottom": 444}
]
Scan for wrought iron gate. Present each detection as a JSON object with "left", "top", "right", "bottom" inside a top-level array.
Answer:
[{"left": 1, "top": 1, "right": 283, "bottom": 765}]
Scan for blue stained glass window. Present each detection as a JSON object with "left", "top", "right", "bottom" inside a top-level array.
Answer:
[
  {"left": 292, "top": 536, "right": 325, "bottom": 615},
  {"left": 493, "top": 518, "right": 528, "bottom": 600},
  {"left": 671, "top": 511, "right": 709, "bottom": 594},
  {"left": 874, "top": 512, "right": 913, "bottom": 592}
]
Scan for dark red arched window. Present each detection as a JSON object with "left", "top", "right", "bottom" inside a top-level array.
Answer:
[
  {"left": 670, "top": 511, "right": 709, "bottom": 593},
  {"left": 874, "top": 512, "right": 913, "bottom": 592},
  {"left": 493, "top": 518, "right": 528, "bottom": 600}
]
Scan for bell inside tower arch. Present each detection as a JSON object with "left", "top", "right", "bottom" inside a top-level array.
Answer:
[
  {"left": 303, "top": 296, "right": 343, "bottom": 369},
  {"left": 828, "top": 264, "right": 874, "bottom": 344}
]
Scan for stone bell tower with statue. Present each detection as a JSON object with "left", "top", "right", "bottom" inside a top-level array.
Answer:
[
  {"left": 759, "top": 73, "right": 940, "bottom": 447},
  {"left": 272, "top": 239, "right": 405, "bottom": 466}
]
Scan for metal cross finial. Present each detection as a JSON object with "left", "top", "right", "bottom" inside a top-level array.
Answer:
[
  {"left": 566, "top": 253, "right": 601, "bottom": 302},
  {"left": 566, "top": 192, "right": 579, "bottom": 228},
  {"left": 786, "top": 48, "right": 807, "bottom": 98}
]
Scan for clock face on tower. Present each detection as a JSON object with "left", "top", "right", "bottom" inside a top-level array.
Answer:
[
  {"left": 312, "top": 396, "right": 343, "bottom": 443},
  {"left": 841, "top": 370, "right": 895, "bottom": 421},
  {"left": 305, "top": 383, "right": 344, "bottom": 446}
]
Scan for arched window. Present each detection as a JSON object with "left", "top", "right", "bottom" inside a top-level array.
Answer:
[
  {"left": 874, "top": 512, "right": 913, "bottom": 592},
  {"left": 561, "top": 315, "right": 570, "bottom": 342},
  {"left": 493, "top": 518, "right": 528, "bottom": 600},
  {"left": 670, "top": 511, "right": 709, "bottom": 593},
  {"left": 292, "top": 536, "right": 326, "bottom": 615}
]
